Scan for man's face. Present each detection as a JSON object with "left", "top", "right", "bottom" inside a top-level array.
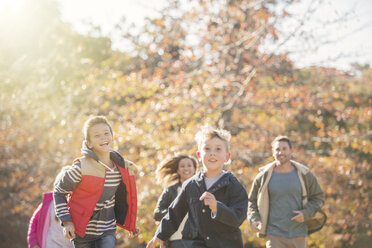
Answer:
[{"left": 272, "top": 140, "right": 292, "bottom": 165}]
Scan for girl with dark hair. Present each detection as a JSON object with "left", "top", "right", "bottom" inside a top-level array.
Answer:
[{"left": 153, "top": 154, "right": 198, "bottom": 248}]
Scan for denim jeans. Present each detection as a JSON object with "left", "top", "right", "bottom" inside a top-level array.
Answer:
[{"left": 73, "top": 234, "right": 116, "bottom": 248}]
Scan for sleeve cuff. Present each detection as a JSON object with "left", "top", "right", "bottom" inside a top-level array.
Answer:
[
  {"left": 59, "top": 215, "right": 72, "bottom": 226},
  {"left": 211, "top": 211, "right": 217, "bottom": 219}
]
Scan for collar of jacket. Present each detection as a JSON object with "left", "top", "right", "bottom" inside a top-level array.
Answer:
[
  {"left": 194, "top": 170, "right": 232, "bottom": 193},
  {"left": 258, "top": 160, "right": 310, "bottom": 175}
]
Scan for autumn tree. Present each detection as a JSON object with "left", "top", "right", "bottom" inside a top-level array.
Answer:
[
  {"left": 0, "top": 0, "right": 371, "bottom": 247},
  {"left": 114, "top": 0, "right": 371, "bottom": 247}
]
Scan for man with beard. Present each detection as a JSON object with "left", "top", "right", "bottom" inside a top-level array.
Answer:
[{"left": 247, "top": 136, "right": 324, "bottom": 248}]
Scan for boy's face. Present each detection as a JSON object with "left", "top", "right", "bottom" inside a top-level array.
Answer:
[
  {"left": 86, "top": 123, "right": 113, "bottom": 154},
  {"left": 197, "top": 137, "right": 231, "bottom": 176}
]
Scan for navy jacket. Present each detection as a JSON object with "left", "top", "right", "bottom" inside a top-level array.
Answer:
[
  {"left": 154, "top": 183, "right": 180, "bottom": 221},
  {"left": 155, "top": 171, "right": 248, "bottom": 248}
]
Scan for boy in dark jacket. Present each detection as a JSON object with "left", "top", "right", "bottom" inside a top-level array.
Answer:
[
  {"left": 147, "top": 125, "right": 248, "bottom": 248},
  {"left": 53, "top": 116, "right": 139, "bottom": 248}
]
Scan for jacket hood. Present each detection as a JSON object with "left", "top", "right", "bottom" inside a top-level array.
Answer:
[
  {"left": 81, "top": 141, "right": 99, "bottom": 161},
  {"left": 80, "top": 141, "right": 125, "bottom": 168}
]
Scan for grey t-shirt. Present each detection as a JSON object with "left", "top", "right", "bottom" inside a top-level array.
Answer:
[
  {"left": 204, "top": 171, "right": 226, "bottom": 190},
  {"left": 267, "top": 168, "right": 307, "bottom": 238}
]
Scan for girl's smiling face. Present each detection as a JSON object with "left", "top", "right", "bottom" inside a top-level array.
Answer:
[{"left": 177, "top": 158, "right": 196, "bottom": 183}]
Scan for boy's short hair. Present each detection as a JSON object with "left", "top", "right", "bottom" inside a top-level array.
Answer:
[
  {"left": 83, "top": 116, "right": 113, "bottom": 141},
  {"left": 195, "top": 125, "right": 231, "bottom": 151},
  {"left": 271, "top": 135, "right": 292, "bottom": 149}
]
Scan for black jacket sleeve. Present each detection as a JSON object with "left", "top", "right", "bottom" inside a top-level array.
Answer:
[
  {"left": 154, "top": 185, "right": 177, "bottom": 221},
  {"left": 155, "top": 184, "right": 188, "bottom": 241},
  {"left": 213, "top": 177, "right": 248, "bottom": 227}
]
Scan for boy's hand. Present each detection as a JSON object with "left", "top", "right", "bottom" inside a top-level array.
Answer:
[
  {"left": 62, "top": 221, "right": 76, "bottom": 239},
  {"left": 291, "top": 210, "right": 304, "bottom": 223},
  {"left": 200, "top": 192, "right": 217, "bottom": 213},
  {"left": 250, "top": 221, "right": 262, "bottom": 232},
  {"left": 129, "top": 225, "right": 140, "bottom": 238},
  {"left": 146, "top": 237, "right": 166, "bottom": 248}
]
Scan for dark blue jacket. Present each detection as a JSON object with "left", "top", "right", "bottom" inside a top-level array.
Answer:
[
  {"left": 154, "top": 183, "right": 180, "bottom": 221},
  {"left": 156, "top": 171, "right": 248, "bottom": 248}
]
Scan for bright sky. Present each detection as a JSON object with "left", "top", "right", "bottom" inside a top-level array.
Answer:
[
  {"left": 280, "top": 0, "right": 372, "bottom": 70},
  {"left": 1, "top": 0, "right": 371, "bottom": 70}
]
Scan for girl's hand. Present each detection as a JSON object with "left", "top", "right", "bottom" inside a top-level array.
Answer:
[
  {"left": 250, "top": 221, "right": 262, "bottom": 232},
  {"left": 200, "top": 192, "right": 217, "bottom": 213},
  {"left": 146, "top": 237, "right": 166, "bottom": 248},
  {"left": 31, "top": 246, "right": 40, "bottom": 248}
]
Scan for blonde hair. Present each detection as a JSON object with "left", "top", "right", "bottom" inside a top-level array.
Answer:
[
  {"left": 156, "top": 154, "right": 198, "bottom": 187},
  {"left": 83, "top": 116, "right": 112, "bottom": 141},
  {"left": 194, "top": 124, "right": 231, "bottom": 152}
]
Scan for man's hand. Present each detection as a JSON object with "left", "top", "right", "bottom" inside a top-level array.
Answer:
[
  {"left": 146, "top": 237, "right": 166, "bottom": 248},
  {"left": 291, "top": 210, "right": 305, "bottom": 223},
  {"left": 250, "top": 221, "right": 262, "bottom": 232},
  {"left": 62, "top": 221, "right": 76, "bottom": 239},
  {"left": 200, "top": 192, "right": 217, "bottom": 213}
]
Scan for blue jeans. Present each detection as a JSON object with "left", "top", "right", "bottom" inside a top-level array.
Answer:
[{"left": 73, "top": 234, "right": 116, "bottom": 248}]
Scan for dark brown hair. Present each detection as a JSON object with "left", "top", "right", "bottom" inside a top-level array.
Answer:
[{"left": 156, "top": 154, "right": 198, "bottom": 187}]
